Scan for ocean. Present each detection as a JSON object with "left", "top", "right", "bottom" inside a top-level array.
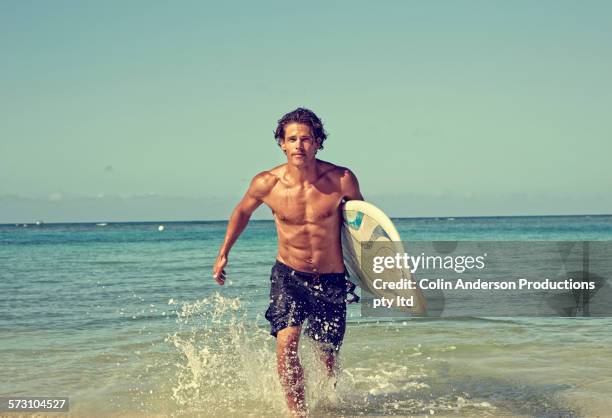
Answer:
[{"left": 1, "top": 216, "right": 612, "bottom": 417}]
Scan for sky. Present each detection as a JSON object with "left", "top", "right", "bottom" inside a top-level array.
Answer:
[{"left": 1, "top": 0, "right": 611, "bottom": 222}]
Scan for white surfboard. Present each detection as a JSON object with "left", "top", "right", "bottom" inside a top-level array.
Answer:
[{"left": 341, "top": 200, "right": 426, "bottom": 314}]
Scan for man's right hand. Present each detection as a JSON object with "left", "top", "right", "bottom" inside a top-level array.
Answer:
[
  {"left": 211, "top": 172, "right": 269, "bottom": 286},
  {"left": 212, "top": 253, "right": 228, "bottom": 285}
]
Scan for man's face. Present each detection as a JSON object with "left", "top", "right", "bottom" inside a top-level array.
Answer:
[{"left": 280, "top": 123, "right": 320, "bottom": 165}]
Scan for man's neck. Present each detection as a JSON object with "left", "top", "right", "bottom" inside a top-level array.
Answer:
[{"left": 285, "top": 159, "right": 319, "bottom": 185}]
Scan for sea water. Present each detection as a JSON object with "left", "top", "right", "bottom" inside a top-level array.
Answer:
[{"left": 1, "top": 216, "right": 612, "bottom": 417}]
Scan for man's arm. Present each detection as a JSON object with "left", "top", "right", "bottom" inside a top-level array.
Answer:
[
  {"left": 340, "top": 168, "right": 364, "bottom": 201},
  {"left": 212, "top": 172, "right": 276, "bottom": 285}
]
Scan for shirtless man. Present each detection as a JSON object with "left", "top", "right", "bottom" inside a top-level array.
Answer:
[{"left": 213, "top": 108, "right": 363, "bottom": 417}]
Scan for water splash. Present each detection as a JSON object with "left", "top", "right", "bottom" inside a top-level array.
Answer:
[
  {"left": 165, "top": 293, "right": 360, "bottom": 417},
  {"left": 166, "top": 292, "right": 286, "bottom": 416},
  {"left": 164, "top": 296, "right": 575, "bottom": 417}
]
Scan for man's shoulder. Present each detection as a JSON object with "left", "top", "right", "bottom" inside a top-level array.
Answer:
[
  {"left": 317, "top": 160, "right": 361, "bottom": 199},
  {"left": 317, "top": 159, "right": 357, "bottom": 181},
  {"left": 248, "top": 167, "right": 283, "bottom": 199}
]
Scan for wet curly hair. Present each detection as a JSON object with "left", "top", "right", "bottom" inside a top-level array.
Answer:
[{"left": 273, "top": 107, "right": 328, "bottom": 150}]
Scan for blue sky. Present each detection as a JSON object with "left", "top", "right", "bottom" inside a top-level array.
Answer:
[{"left": 1, "top": 0, "right": 611, "bottom": 222}]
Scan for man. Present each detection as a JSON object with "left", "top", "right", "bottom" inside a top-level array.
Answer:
[{"left": 213, "top": 107, "right": 363, "bottom": 417}]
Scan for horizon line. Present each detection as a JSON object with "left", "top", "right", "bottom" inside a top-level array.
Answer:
[{"left": 2, "top": 212, "right": 611, "bottom": 226}]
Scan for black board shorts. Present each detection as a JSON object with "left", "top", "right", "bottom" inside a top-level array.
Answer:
[{"left": 265, "top": 260, "right": 350, "bottom": 353}]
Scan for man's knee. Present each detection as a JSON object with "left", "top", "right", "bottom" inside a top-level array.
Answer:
[
  {"left": 276, "top": 326, "right": 302, "bottom": 367},
  {"left": 277, "top": 325, "right": 301, "bottom": 350}
]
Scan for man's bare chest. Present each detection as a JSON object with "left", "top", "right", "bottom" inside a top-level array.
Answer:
[{"left": 264, "top": 185, "right": 343, "bottom": 225}]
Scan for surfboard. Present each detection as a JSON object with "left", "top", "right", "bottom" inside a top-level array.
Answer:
[{"left": 341, "top": 200, "right": 426, "bottom": 314}]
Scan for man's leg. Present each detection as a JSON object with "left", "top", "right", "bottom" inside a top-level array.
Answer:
[
  {"left": 305, "top": 290, "right": 346, "bottom": 383},
  {"left": 276, "top": 325, "right": 307, "bottom": 417},
  {"left": 317, "top": 348, "right": 337, "bottom": 378}
]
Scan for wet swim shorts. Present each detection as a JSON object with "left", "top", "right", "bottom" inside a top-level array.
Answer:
[{"left": 265, "top": 260, "right": 353, "bottom": 353}]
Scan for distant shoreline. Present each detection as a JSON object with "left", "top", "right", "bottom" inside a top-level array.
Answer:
[{"left": 2, "top": 213, "right": 611, "bottom": 226}]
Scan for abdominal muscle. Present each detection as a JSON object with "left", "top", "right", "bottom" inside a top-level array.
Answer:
[{"left": 275, "top": 220, "right": 345, "bottom": 274}]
